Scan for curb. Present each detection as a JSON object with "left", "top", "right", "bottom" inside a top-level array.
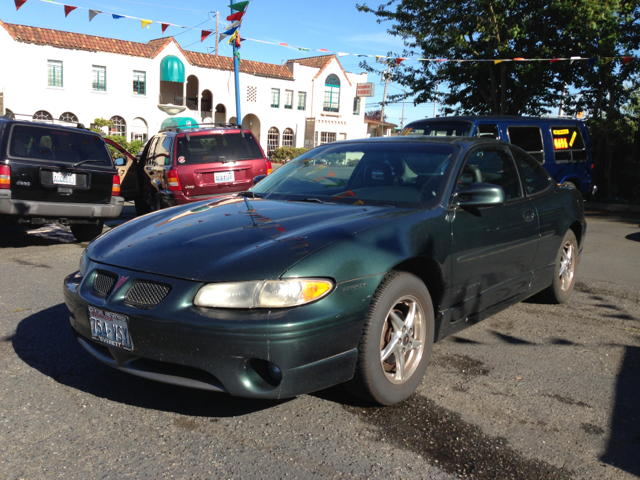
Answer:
[{"left": 585, "top": 202, "right": 640, "bottom": 213}]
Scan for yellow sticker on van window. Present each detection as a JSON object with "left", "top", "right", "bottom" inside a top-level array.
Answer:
[
  {"left": 553, "top": 129, "right": 569, "bottom": 135},
  {"left": 569, "top": 131, "right": 577, "bottom": 147}
]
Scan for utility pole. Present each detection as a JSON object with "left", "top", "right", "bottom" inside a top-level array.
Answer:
[
  {"left": 215, "top": 11, "right": 219, "bottom": 56},
  {"left": 400, "top": 87, "right": 406, "bottom": 129},
  {"left": 379, "top": 64, "right": 391, "bottom": 136},
  {"left": 433, "top": 80, "right": 439, "bottom": 117},
  {"left": 558, "top": 83, "right": 567, "bottom": 116}
]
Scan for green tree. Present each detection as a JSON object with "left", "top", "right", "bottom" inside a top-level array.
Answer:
[{"left": 357, "top": 0, "right": 640, "bottom": 116}]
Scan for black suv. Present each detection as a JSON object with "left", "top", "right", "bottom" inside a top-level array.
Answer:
[
  {"left": 0, "top": 117, "right": 123, "bottom": 241},
  {"left": 130, "top": 123, "right": 271, "bottom": 214}
]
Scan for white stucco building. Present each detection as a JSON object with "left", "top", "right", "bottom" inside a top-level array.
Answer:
[{"left": 0, "top": 19, "right": 369, "bottom": 155}]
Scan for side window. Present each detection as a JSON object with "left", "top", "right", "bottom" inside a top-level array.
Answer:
[
  {"left": 145, "top": 137, "right": 158, "bottom": 166},
  {"left": 512, "top": 148, "right": 551, "bottom": 195},
  {"left": 475, "top": 124, "right": 499, "bottom": 139},
  {"left": 551, "top": 126, "right": 587, "bottom": 162},
  {"left": 507, "top": 126, "right": 544, "bottom": 164},
  {"left": 459, "top": 147, "right": 523, "bottom": 201},
  {"left": 156, "top": 136, "right": 173, "bottom": 166}
]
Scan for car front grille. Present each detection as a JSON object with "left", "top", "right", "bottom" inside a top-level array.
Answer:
[
  {"left": 93, "top": 271, "right": 118, "bottom": 298},
  {"left": 124, "top": 281, "right": 171, "bottom": 308}
]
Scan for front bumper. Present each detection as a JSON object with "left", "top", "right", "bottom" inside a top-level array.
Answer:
[
  {"left": 63, "top": 263, "right": 382, "bottom": 399},
  {"left": 0, "top": 190, "right": 124, "bottom": 219}
]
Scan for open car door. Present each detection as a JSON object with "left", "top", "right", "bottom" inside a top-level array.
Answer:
[{"left": 104, "top": 138, "right": 140, "bottom": 200}]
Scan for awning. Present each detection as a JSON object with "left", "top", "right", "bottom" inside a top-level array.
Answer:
[
  {"left": 160, "top": 55, "right": 185, "bottom": 83},
  {"left": 160, "top": 117, "right": 198, "bottom": 129}
]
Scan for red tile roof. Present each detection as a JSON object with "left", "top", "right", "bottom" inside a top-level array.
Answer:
[
  {"left": 287, "top": 54, "right": 352, "bottom": 86},
  {"left": 0, "top": 20, "right": 293, "bottom": 79}
]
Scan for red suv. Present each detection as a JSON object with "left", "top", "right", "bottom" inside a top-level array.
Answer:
[{"left": 133, "top": 124, "right": 271, "bottom": 214}]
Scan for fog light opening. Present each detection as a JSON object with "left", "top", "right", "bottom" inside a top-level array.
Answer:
[{"left": 248, "top": 358, "right": 283, "bottom": 387}]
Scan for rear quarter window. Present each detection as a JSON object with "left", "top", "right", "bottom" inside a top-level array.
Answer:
[
  {"left": 507, "top": 126, "right": 545, "bottom": 164},
  {"left": 551, "top": 126, "right": 587, "bottom": 162}
]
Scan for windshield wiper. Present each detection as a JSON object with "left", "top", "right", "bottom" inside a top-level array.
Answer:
[
  {"left": 73, "top": 159, "right": 103, "bottom": 167},
  {"left": 237, "top": 191, "right": 262, "bottom": 198},
  {"left": 295, "top": 198, "right": 336, "bottom": 204}
]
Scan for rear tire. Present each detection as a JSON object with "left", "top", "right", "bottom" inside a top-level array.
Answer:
[
  {"left": 346, "top": 271, "right": 434, "bottom": 405},
  {"left": 561, "top": 180, "right": 577, "bottom": 190},
  {"left": 70, "top": 221, "right": 104, "bottom": 242},
  {"left": 537, "top": 229, "right": 578, "bottom": 304}
]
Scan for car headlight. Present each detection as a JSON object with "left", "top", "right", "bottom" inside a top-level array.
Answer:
[
  {"left": 78, "top": 249, "right": 90, "bottom": 276},
  {"left": 193, "top": 279, "right": 334, "bottom": 309}
]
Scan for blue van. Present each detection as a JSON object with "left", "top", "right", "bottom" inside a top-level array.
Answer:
[{"left": 400, "top": 116, "right": 596, "bottom": 197}]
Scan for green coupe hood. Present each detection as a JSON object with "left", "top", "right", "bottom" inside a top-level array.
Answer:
[{"left": 88, "top": 197, "right": 399, "bottom": 282}]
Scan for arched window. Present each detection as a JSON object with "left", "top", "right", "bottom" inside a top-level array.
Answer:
[
  {"left": 33, "top": 110, "right": 53, "bottom": 122},
  {"left": 267, "top": 127, "right": 280, "bottom": 157},
  {"left": 323, "top": 74, "right": 340, "bottom": 113},
  {"left": 283, "top": 128, "right": 294, "bottom": 147},
  {"left": 110, "top": 116, "right": 126, "bottom": 137},
  {"left": 131, "top": 117, "right": 148, "bottom": 141},
  {"left": 59, "top": 112, "right": 78, "bottom": 124}
]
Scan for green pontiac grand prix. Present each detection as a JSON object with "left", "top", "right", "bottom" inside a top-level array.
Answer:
[{"left": 63, "top": 136, "right": 585, "bottom": 405}]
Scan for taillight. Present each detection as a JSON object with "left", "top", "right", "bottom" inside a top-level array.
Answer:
[
  {"left": 0, "top": 164, "right": 10, "bottom": 189},
  {"left": 111, "top": 174, "right": 120, "bottom": 196},
  {"left": 266, "top": 160, "right": 273, "bottom": 175},
  {"left": 167, "top": 169, "right": 182, "bottom": 191}
]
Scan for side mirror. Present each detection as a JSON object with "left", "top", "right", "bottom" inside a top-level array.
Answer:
[
  {"left": 253, "top": 174, "right": 267, "bottom": 186},
  {"left": 114, "top": 157, "right": 126, "bottom": 166},
  {"left": 454, "top": 183, "right": 506, "bottom": 207}
]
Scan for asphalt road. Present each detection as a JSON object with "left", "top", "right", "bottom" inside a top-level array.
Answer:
[{"left": 0, "top": 210, "right": 639, "bottom": 479}]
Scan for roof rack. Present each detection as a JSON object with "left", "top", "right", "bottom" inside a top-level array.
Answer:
[
  {"left": 159, "top": 122, "right": 243, "bottom": 133},
  {"left": 1, "top": 112, "right": 87, "bottom": 129}
]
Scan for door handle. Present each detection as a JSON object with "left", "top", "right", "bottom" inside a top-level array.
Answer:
[{"left": 523, "top": 210, "right": 535, "bottom": 222}]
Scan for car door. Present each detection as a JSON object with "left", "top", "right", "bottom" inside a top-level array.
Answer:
[
  {"left": 104, "top": 137, "right": 139, "bottom": 200},
  {"left": 448, "top": 144, "right": 539, "bottom": 321}
]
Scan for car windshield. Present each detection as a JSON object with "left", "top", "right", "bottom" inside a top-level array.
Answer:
[
  {"left": 400, "top": 121, "right": 472, "bottom": 137},
  {"left": 9, "top": 125, "right": 112, "bottom": 166},
  {"left": 252, "top": 142, "right": 457, "bottom": 207},
  {"left": 175, "top": 133, "right": 264, "bottom": 164}
]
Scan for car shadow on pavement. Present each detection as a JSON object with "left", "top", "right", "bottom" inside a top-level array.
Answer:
[
  {"left": 0, "top": 224, "right": 82, "bottom": 248},
  {"left": 8, "top": 303, "right": 289, "bottom": 417},
  {"left": 601, "top": 345, "right": 640, "bottom": 476}
]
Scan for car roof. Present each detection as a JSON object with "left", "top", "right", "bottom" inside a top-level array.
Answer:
[
  {"left": 1, "top": 117, "right": 96, "bottom": 135},
  {"left": 334, "top": 135, "right": 508, "bottom": 148},
  {"left": 159, "top": 123, "right": 248, "bottom": 135},
  {"left": 406, "top": 115, "right": 585, "bottom": 126}
]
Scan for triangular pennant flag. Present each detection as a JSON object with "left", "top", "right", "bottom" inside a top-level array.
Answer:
[
  {"left": 222, "top": 26, "right": 239, "bottom": 36},
  {"left": 224, "top": 21, "right": 241, "bottom": 31},
  {"left": 227, "top": 11, "right": 244, "bottom": 22},
  {"left": 588, "top": 58, "right": 597, "bottom": 67},
  {"left": 141, "top": 19, "right": 152, "bottom": 29},
  {"left": 395, "top": 58, "right": 406, "bottom": 65},
  {"left": 201, "top": 30, "right": 212, "bottom": 42},
  {"left": 337, "top": 52, "right": 349, "bottom": 57},
  {"left": 437, "top": 59, "right": 447, "bottom": 62},
  {"left": 375, "top": 55, "right": 384, "bottom": 62},
  {"left": 298, "top": 47, "right": 309, "bottom": 51},
  {"left": 14, "top": 0, "right": 27, "bottom": 11},
  {"left": 605, "top": 57, "right": 613, "bottom": 64},
  {"left": 622, "top": 56, "right": 633, "bottom": 65},
  {"left": 226, "top": 31, "right": 238, "bottom": 44},
  {"left": 229, "top": 1, "right": 249, "bottom": 12},
  {"left": 89, "top": 9, "right": 101, "bottom": 21},
  {"left": 549, "top": 59, "right": 560, "bottom": 63},
  {"left": 218, "top": 33, "right": 229, "bottom": 43},
  {"left": 494, "top": 60, "right": 504, "bottom": 64},
  {"left": 279, "top": 43, "right": 289, "bottom": 47},
  {"left": 318, "top": 49, "right": 329, "bottom": 52},
  {"left": 514, "top": 57, "right": 525, "bottom": 61},
  {"left": 112, "top": 14, "right": 124, "bottom": 19},
  {"left": 161, "top": 23, "right": 169, "bottom": 33},
  {"left": 63, "top": 5, "right": 76, "bottom": 17}
]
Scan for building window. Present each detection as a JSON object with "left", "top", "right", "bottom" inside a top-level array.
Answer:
[
  {"left": 131, "top": 117, "right": 148, "bottom": 141},
  {"left": 323, "top": 74, "right": 340, "bottom": 113},
  {"left": 133, "top": 70, "right": 146, "bottom": 95},
  {"left": 271, "top": 88, "right": 280, "bottom": 108},
  {"left": 110, "top": 116, "right": 126, "bottom": 137},
  {"left": 283, "top": 128, "right": 294, "bottom": 147},
  {"left": 339, "top": 133, "right": 347, "bottom": 141},
  {"left": 284, "top": 90, "right": 293, "bottom": 110},
  {"left": 353, "top": 97, "right": 361, "bottom": 115},
  {"left": 298, "top": 92, "right": 307, "bottom": 111},
  {"left": 267, "top": 127, "right": 279, "bottom": 157},
  {"left": 93, "top": 65, "right": 106, "bottom": 91},
  {"left": 59, "top": 112, "right": 78, "bottom": 124},
  {"left": 48, "top": 60, "right": 63, "bottom": 87},
  {"left": 33, "top": 110, "right": 53, "bottom": 122},
  {"left": 320, "top": 132, "right": 336, "bottom": 145}
]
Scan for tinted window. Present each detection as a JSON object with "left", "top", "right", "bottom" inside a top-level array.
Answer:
[
  {"left": 460, "top": 147, "right": 523, "bottom": 200},
  {"left": 176, "top": 133, "right": 264, "bottom": 164},
  {"left": 512, "top": 148, "right": 551, "bottom": 195},
  {"left": 252, "top": 142, "right": 457, "bottom": 207},
  {"left": 401, "top": 121, "right": 472, "bottom": 137},
  {"left": 475, "top": 124, "right": 499, "bottom": 139},
  {"left": 507, "top": 126, "right": 544, "bottom": 164},
  {"left": 551, "top": 125, "right": 587, "bottom": 162},
  {"left": 9, "top": 125, "right": 111, "bottom": 166}
]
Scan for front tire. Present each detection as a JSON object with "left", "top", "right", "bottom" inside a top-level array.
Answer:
[
  {"left": 346, "top": 271, "right": 434, "bottom": 405},
  {"left": 70, "top": 221, "right": 104, "bottom": 242},
  {"left": 538, "top": 229, "right": 578, "bottom": 304}
]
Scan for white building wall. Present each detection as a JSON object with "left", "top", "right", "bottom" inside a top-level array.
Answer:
[{"left": 0, "top": 26, "right": 367, "bottom": 154}]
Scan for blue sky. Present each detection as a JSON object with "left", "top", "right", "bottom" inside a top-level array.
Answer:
[{"left": 0, "top": 0, "right": 436, "bottom": 126}]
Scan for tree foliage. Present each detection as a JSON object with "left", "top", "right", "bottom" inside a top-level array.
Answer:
[
  {"left": 357, "top": 0, "right": 640, "bottom": 116},
  {"left": 365, "top": 109, "right": 388, "bottom": 121}
]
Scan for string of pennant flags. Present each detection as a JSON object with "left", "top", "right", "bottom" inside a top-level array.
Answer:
[{"left": 12, "top": 0, "right": 637, "bottom": 66}]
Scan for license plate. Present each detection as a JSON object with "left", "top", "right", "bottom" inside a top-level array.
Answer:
[
  {"left": 88, "top": 306, "right": 132, "bottom": 351},
  {"left": 214, "top": 171, "right": 235, "bottom": 183},
  {"left": 53, "top": 172, "right": 76, "bottom": 186}
]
